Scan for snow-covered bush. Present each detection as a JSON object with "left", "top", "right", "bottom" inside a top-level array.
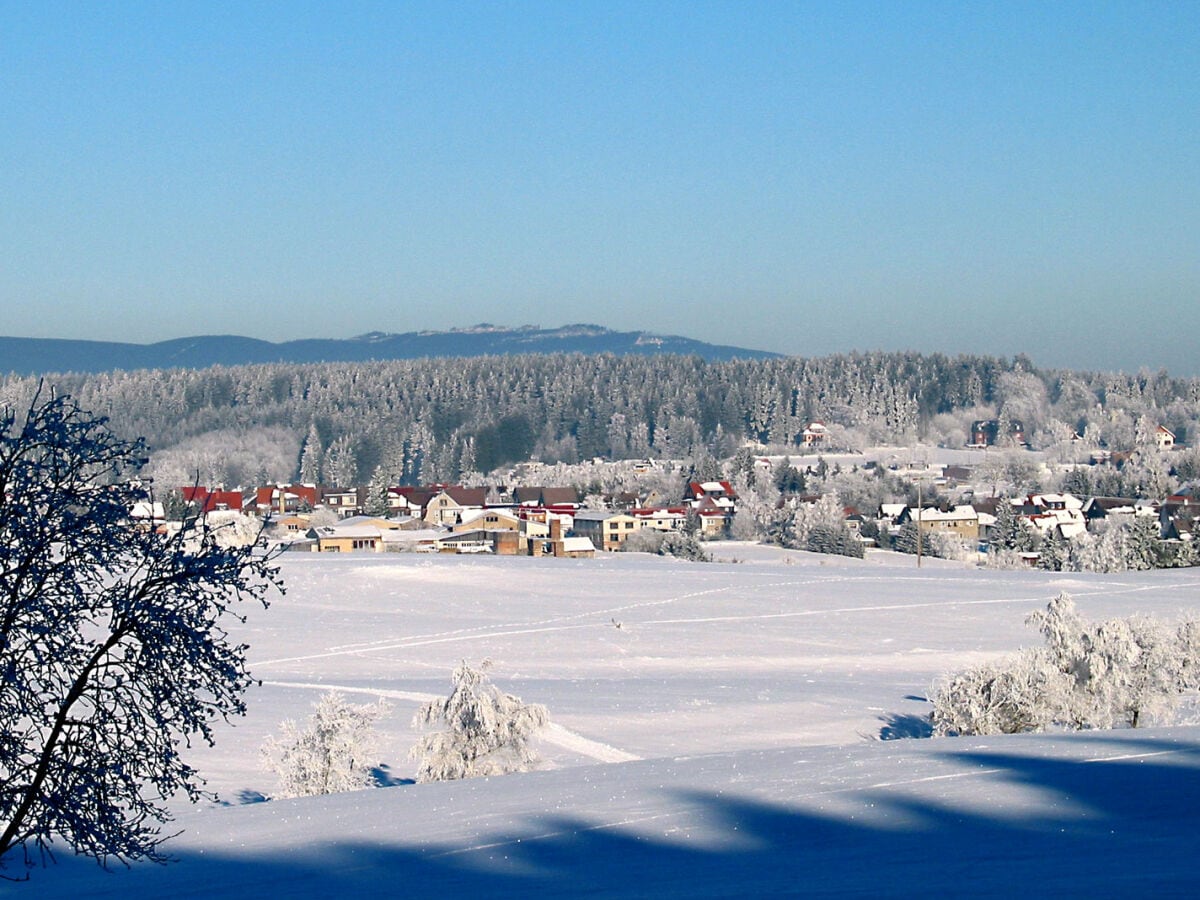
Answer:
[
  {"left": 410, "top": 660, "right": 549, "bottom": 783},
  {"left": 930, "top": 649, "right": 1072, "bottom": 736},
  {"left": 620, "top": 529, "right": 711, "bottom": 561},
  {"left": 262, "top": 692, "right": 390, "bottom": 798},
  {"left": 928, "top": 531, "right": 973, "bottom": 562},
  {"left": 620, "top": 528, "right": 668, "bottom": 554},
  {"left": 659, "top": 531, "right": 711, "bottom": 561},
  {"left": 931, "top": 593, "right": 1200, "bottom": 736},
  {"left": 202, "top": 509, "right": 263, "bottom": 548}
]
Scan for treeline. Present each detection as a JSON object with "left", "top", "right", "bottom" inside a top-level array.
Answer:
[{"left": 2, "top": 352, "right": 1198, "bottom": 490}]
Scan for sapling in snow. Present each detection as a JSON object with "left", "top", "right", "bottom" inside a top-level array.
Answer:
[
  {"left": 410, "top": 659, "right": 549, "bottom": 783},
  {"left": 262, "top": 691, "right": 390, "bottom": 798}
]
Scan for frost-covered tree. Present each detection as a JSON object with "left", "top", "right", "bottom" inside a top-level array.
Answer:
[
  {"left": 261, "top": 692, "right": 390, "bottom": 799},
  {"left": 410, "top": 660, "right": 549, "bottom": 783},
  {"left": 932, "top": 593, "right": 1200, "bottom": 736},
  {"left": 659, "top": 530, "right": 712, "bottom": 561},
  {"left": 778, "top": 492, "right": 844, "bottom": 549},
  {"left": 298, "top": 422, "right": 322, "bottom": 484},
  {"left": 988, "top": 499, "right": 1036, "bottom": 554},
  {"left": 891, "top": 521, "right": 924, "bottom": 557},
  {"left": 1037, "top": 528, "right": 1068, "bottom": 571},
  {"left": 198, "top": 510, "right": 265, "bottom": 549},
  {"left": 930, "top": 649, "right": 1071, "bottom": 736},
  {"left": 805, "top": 523, "right": 864, "bottom": 558},
  {"left": 0, "top": 390, "right": 281, "bottom": 874},
  {"left": 1125, "top": 515, "right": 1164, "bottom": 570}
]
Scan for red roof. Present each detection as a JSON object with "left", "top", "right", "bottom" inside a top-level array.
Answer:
[
  {"left": 181, "top": 487, "right": 245, "bottom": 514},
  {"left": 686, "top": 481, "right": 737, "bottom": 500}
]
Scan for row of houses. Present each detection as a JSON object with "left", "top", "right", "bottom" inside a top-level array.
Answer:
[
  {"left": 876, "top": 491, "right": 1200, "bottom": 547},
  {"left": 179, "top": 479, "right": 742, "bottom": 556},
  {"left": 296, "top": 511, "right": 597, "bottom": 558}
]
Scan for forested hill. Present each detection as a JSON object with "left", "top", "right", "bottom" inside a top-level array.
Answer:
[
  {"left": 0, "top": 324, "right": 779, "bottom": 376},
  {"left": 4, "top": 350, "right": 1198, "bottom": 494}
]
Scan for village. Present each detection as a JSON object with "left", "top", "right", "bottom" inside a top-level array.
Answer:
[{"left": 161, "top": 417, "right": 1200, "bottom": 569}]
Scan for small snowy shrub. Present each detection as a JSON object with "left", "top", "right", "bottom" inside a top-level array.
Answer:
[
  {"left": 932, "top": 593, "right": 1200, "bottom": 736},
  {"left": 262, "top": 691, "right": 390, "bottom": 798},
  {"left": 659, "top": 531, "right": 711, "bottom": 562},
  {"left": 411, "top": 659, "right": 549, "bottom": 783},
  {"left": 620, "top": 528, "right": 667, "bottom": 554},
  {"left": 930, "top": 649, "right": 1072, "bottom": 736}
]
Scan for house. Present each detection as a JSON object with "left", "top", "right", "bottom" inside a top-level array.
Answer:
[
  {"left": 571, "top": 510, "right": 639, "bottom": 552},
  {"left": 878, "top": 503, "right": 907, "bottom": 530},
  {"left": 1082, "top": 497, "right": 1141, "bottom": 529},
  {"left": 129, "top": 500, "right": 166, "bottom": 526},
  {"left": 801, "top": 422, "right": 828, "bottom": 446},
  {"left": 256, "top": 483, "right": 320, "bottom": 516},
  {"left": 1156, "top": 425, "right": 1176, "bottom": 451},
  {"left": 539, "top": 487, "right": 581, "bottom": 509},
  {"left": 274, "top": 514, "right": 312, "bottom": 533},
  {"left": 386, "top": 487, "right": 423, "bottom": 516},
  {"left": 942, "top": 465, "right": 974, "bottom": 485},
  {"left": 321, "top": 486, "right": 366, "bottom": 518},
  {"left": 388, "top": 484, "right": 483, "bottom": 521},
  {"left": 306, "top": 524, "right": 388, "bottom": 553},
  {"left": 525, "top": 518, "right": 596, "bottom": 558},
  {"left": 691, "top": 495, "right": 735, "bottom": 536},
  {"left": 631, "top": 507, "right": 688, "bottom": 532},
  {"left": 304, "top": 516, "right": 410, "bottom": 553},
  {"left": 899, "top": 505, "right": 981, "bottom": 543},
  {"left": 685, "top": 481, "right": 737, "bottom": 533},
  {"left": 512, "top": 486, "right": 547, "bottom": 506},
  {"left": 1161, "top": 502, "right": 1200, "bottom": 542},
  {"left": 436, "top": 530, "right": 496, "bottom": 554},
  {"left": 1028, "top": 493, "right": 1085, "bottom": 512},
  {"left": 969, "top": 419, "right": 1026, "bottom": 448},
  {"left": 685, "top": 481, "right": 738, "bottom": 504},
  {"left": 450, "top": 508, "right": 521, "bottom": 534},
  {"left": 512, "top": 486, "right": 581, "bottom": 511}
]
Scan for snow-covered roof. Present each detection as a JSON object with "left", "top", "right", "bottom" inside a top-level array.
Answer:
[{"left": 911, "top": 506, "right": 978, "bottom": 523}]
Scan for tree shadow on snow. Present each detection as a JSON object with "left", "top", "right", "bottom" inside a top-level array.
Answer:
[
  {"left": 371, "top": 764, "right": 415, "bottom": 788},
  {"left": 27, "top": 734, "right": 1200, "bottom": 899},
  {"left": 877, "top": 712, "right": 934, "bottom": 740}
]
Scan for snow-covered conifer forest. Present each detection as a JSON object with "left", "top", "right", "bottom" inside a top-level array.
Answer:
[{"left": 2, "top": 351, "right": 1198, "bottom": 493}]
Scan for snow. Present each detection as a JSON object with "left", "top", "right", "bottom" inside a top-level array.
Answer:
[{"left": 28, "top": 545, "right": 1200, "bottom": 896}]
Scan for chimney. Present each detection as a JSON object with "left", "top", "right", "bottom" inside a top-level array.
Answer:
[{"left": 550, "top": 517, "right": 563, "bottom": 542}]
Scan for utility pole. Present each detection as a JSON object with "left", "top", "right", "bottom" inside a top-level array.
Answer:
[{"left": 915, "top": 475, "right": 922, "bottom": 568}]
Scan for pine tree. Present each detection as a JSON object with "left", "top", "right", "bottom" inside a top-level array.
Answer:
[{"left": 298, "top": 422, "right": 322, "bottom": 483}]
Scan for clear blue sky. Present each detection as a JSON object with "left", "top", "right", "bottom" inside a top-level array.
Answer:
[{"left": 2, "top": 2, "right": 1197, "bottom": 374}]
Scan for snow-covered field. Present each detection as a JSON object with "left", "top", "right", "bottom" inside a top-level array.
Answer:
[{"left": 31, "top": 545, "right": 1200, "bottom": 896}]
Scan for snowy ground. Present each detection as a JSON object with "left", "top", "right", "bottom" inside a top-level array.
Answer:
[{"left": 27, "top": 545, "right": 1200, "bottom": 896}]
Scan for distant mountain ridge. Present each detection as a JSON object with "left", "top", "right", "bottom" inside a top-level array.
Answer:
[{"left": 0, "top": 324, "right": 780, "bottom": 376}]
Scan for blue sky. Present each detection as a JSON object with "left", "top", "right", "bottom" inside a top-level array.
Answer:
[{"left": 2, "top": 2, "right": 1197, "bottom": 374}]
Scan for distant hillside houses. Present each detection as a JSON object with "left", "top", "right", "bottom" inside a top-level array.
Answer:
[
  {"left": 968, "top": 419, "right": 1026, "bottom": 448},
  {"left": 174, "top": 478, "right": 734, "bottom": 557},
  {"left": 167, "top": 441, "right": 1198, "bottom": 567}
]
